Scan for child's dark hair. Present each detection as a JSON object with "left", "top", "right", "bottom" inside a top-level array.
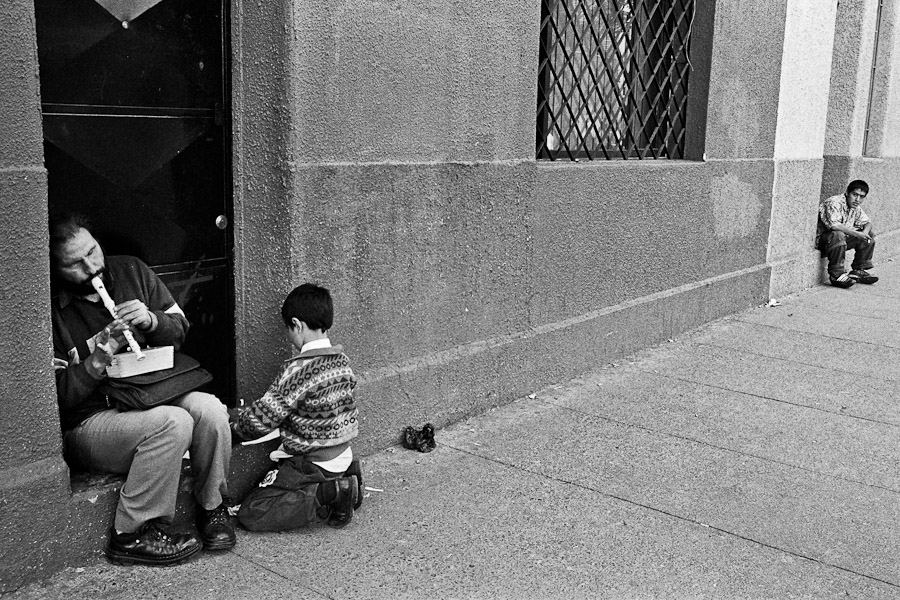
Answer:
[{"left": 281, "top": 283, "right": 333, "bottom": 331}]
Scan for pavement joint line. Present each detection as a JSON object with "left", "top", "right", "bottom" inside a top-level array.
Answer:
[
  {"left": 697, "top": 337, "right": 900, "bottom": 384},
  {"left": 226, "top": 550, "right": 332, "bottom": 599},
  {"left": 439, "top": 442, "right": 900, "bottom": 591},
  {"left": 800, "top": 298, "right": 900, "bottom": 320},
  {"left": 540, "top": 397, "right": 900, "bottom": 495},
  {"left": 634, "top": 361, "right": 900, "bottom": 429},
  {"left": 729, "top": 317, "right": 900, "bottom": 353}
]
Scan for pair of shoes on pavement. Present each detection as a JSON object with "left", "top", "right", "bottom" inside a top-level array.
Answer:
[
  {"left": 831, "top": 269, "right": 878, "bottom": 288},
  {"left": 106, "top": 502, "right": 236, "bottom": 566}
]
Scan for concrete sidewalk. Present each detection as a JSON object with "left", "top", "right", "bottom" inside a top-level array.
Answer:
[{"left": 8, "top": 262, "right": 900, "bottom": 599}]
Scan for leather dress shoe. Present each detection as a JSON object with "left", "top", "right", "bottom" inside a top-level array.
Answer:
[
  {"left": 326, "top": 475, "right": 359, "bottom": 528},
  {"left": 106, "top": 520, "right": 202, "bottom": 566},
  {"left": 197, "top": 503, "right": 236, "bottom": 550}
]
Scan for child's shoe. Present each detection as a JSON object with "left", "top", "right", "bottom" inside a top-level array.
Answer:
[
  {"left": 325, "top": 475, "right": 358, "bottom": 528},
  {"left": 344, "top": 459, "right": 364, "bottom": 510}
]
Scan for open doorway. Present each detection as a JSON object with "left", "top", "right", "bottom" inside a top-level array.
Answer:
[{"left": 34, "top": 0, "right": 235, "bottom": 403}]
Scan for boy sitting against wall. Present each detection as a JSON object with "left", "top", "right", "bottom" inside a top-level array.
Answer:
[{"left": 231, "top": 283, "right": 363, "bottom": 530}]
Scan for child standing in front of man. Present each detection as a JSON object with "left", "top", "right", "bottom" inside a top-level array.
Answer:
[{"left": 231, "top": 283, "right": 362, "bottom": 531}]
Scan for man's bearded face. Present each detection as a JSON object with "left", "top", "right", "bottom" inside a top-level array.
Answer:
[{"left": 52, "top": 228, "right": 107, "bottom": 295}]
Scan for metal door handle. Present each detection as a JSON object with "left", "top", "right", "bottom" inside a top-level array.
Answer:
[{"left": 215, "top": 215, "right": 228, "bottom": 230}]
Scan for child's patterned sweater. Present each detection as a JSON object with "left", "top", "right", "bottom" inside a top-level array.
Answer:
[{"left": 234, "top": 345, "right": 358, "bottom": 456}]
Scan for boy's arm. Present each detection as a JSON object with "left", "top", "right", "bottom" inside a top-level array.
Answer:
[
  {"left": 231, "top": 364, "right": 311, "bottom": 441},
  {"left": 231, "top": 386, "right": 287, "bottom": 441}
]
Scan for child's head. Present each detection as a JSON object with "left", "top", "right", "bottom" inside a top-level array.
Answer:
[{"left": 281, "top": 283, "right": 333, "bottom": 349}]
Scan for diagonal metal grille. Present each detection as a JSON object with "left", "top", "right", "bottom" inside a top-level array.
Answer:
[{"left": 537, "top": 0, "right": 695, "bottom": 160}]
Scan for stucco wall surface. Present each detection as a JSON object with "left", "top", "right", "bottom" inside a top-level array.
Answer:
[
  {"left": 532, "top": 160, "right": 772, "bottom": 308},
  {"left": 285, "top": 0, "right": 540, "bottom": 163},
  {"left": 704, "top": 0, "right": 787, "bottom": 159},
  {"left": 290, "top": 162, "right": 533, "bottom": 366},
  {"left": 774, "top": 0, "right": 837, "bottom": 160},
  {"left": 767, "top": 159, "right": 828, "bottom": 296},
  {"left": 766, "top": 0, "right": 837, "bottom": 296},
  {"left": 0, "top": 173, "right": 58, "bottom": 469},
  {"left": 0, "top": 4, "right": 58, "bottom": 465},
  {"left": 0, "top": 0, "right": 74, "bottom": 592},
  {"left": 867, "top": 0, "right": 900, "bottom": 157},
  {"left": 0, "top": 0, "right": 44, "bottom": 169},
  {"left": 826, "top": 0, "right": 880, "bottom": 156},
  {"left": 231, "top": 0, "right": 297, "bottom": 396}
]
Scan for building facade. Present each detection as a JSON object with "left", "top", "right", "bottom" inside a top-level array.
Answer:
[{"left": 2, "top": 0, "right": 900, "bottom": 589}]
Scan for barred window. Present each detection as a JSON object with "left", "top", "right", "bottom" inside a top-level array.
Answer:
[{"left": 537, "top": 0, "right": 696, "bottom": 160}]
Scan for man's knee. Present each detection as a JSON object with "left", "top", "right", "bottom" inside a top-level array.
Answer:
[
  {"left": 178, "top": 392, "right": 229, "bottom": 427},
  {"left": 824, "top": 230, "right": 847, "bottom": 247},
  {"left": 144, "top": 406, "right": 194, "bottom": 448}
]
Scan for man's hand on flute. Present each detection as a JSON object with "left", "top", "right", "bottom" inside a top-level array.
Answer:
[{"left": 115, "top": 299, "right": 155, "bottom": 332}]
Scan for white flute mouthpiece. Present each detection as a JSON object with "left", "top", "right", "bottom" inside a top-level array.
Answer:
[{"left": 90, "top": 276, "right": 145, "bottom": 360}]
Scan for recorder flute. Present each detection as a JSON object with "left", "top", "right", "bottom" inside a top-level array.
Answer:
[{"left": 90, "top": 276, "right": 146, "bottom": 360}]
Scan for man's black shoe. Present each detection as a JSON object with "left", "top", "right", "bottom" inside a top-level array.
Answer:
[
  {"left": 850, "top": 269, "right": 879, "bottom": 284},
  {"left": 106, "top": 521, "right": 202, "bottom": 566},
  {"left": 344, "top": 459, "right": 364, "bottom": 510},
  {"left": 830, "top": 273, "right": 855, "bottom": 288},
  {"left": 326, "top": 475, "right": 359, "bottom": 529},
  {"left": 197, "top": 503, "right": 236, "bottom": 550}
]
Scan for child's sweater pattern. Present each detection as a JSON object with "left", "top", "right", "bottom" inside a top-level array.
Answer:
[{"left": 235, "top": 347, "right": 358, "bottom": 455}]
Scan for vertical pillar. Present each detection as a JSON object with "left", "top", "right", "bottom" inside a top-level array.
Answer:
[
  {"left": 231, "top": 0, "right": 296, "bottom": 399},
  {"left": 0, "top": 0, "right": 73, "bottom": 591},
  {"left": 767, "top": 0, "right": 839, "bottom": 296}
]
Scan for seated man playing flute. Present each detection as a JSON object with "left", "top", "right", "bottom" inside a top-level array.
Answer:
[{"left": 48, "top": 211, "right": 235, "bottom": 566}]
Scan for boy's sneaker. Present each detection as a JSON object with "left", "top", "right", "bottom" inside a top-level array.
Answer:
[
  {"left": 106, "top": 520, "right": 202, "bottom": 566},
  {"left": 326, "top": 475, "right": 359, "bottom": 529},
  {"left": 344, "top": 459, "right": 364, "bottom": 510},
  {"left": 830, "top": 273, "right": 855, "bottom": 288},
  {"left": 849, "top": 269, "right": 879, "bottom": 284}
]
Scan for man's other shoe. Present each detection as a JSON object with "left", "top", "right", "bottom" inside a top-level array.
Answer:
[
  {"left": 106, "top": 521, "right": 202, "bottom": 566},
  {"left": 850, "top": 269, "right": 879, "bottom": 284},
  {"left": 344, "top": 459, "right": 364, "bottom": 510},
  {"left": 326, "top": 475, "right": 359, "bottom": 529},
  {"left": 197, "top": 503, "right": 236, "bottom": 550},
  {"left": 830, "top": 273, "right": 855, "bottom": 288}
]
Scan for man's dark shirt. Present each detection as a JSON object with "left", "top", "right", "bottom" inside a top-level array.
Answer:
[{"left": 52, "top": 255, "right": 189, "bottom": 430}]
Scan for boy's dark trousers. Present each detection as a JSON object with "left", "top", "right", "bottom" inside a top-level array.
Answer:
[
  {"left": 819, "top": 229, "right": 875, "bottom": 279},
  {"left": 238, "top": 454, "right": 337, "bottom": 531}
]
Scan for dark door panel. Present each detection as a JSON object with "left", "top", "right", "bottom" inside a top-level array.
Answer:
[{"left": 34, "top": 0, "right": 223, "bottom": 110}]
